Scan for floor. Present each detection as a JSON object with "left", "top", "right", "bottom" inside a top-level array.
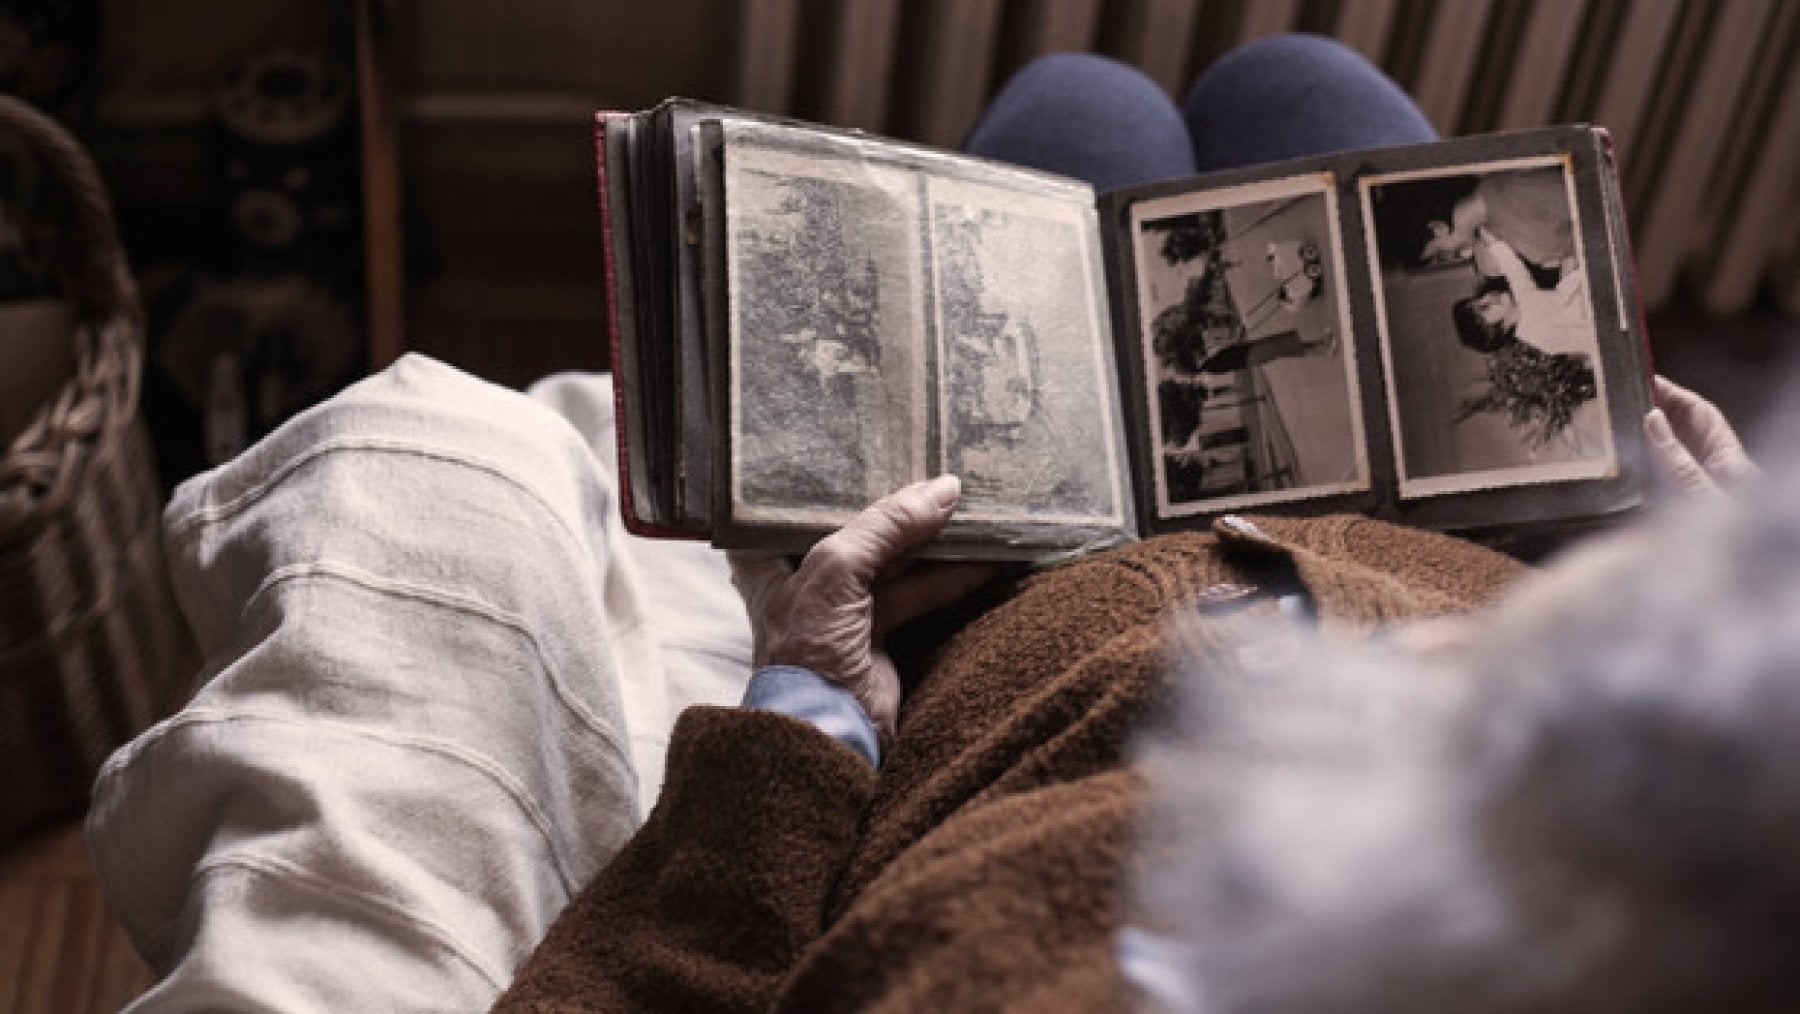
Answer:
[{"left": 1, "top": 822, "right": 153, "bottom": 1013}]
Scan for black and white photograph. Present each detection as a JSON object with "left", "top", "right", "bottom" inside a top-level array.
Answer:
[
  {"left": 724, "top": 125, "right": 930, "bottom": 524},
  {"left": 1130, "top": 174, "right": 1366, "bottom": 518},
  {"left": 1363, "top": 156, "right": 1614, "bottom": 498},
  {"left": 928, "top": 177, "right": 1126, "bottom": 526}
]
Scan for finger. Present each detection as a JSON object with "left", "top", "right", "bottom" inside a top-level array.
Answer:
[
  {"left": 1651, "top": 373, "right": 1690, "bottom": 411},
  {"left": 727, "top": 551, "right": 793, "bottom": 605},
  {"left": 874, "top": 562, "right": 1003, "bottom": 635},
  {"left": 1645, "top": 409, "right": 1718, "bottom": 496},
  {"left": 864, "top": 650, "right": 903, "bottom": 741},
  {"left": 805, "top": 475, "right": 961, "bottom": 586},
  {"left": 1653, "top": 376, "right": 1758, "bottom": 485},
  {"left": 1696, "top": 422, "right": 1758, "bottom": 485},
  {"left": 1681, "top": 407, "right": 1757, "bottom": 486},
  {"left": 1654, "top": 375, "right": 1733, "bottom": 449},
  {"left": 1703, "top": 440, "right": 1760, "bottom": 486},
  {"left": 1654, "top": 376, "right": 1722, "bottom": 434}
]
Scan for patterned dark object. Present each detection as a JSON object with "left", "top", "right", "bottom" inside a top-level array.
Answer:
[
  {"left": 216, "top": 50, "right": 357, "bottom": 263},
  {"left": 0, "top": 113, "right": 71, "bottom": 302},
  {"left": 153, "top": 273, "right": 360, "bottom": 464},
  {"left": 0, "top": 0, "right": 99, "bottom": 112},
  {"left": 1455, "top": 340, "right": 1598, "bottom": 447},
  {"left": 0, "top": 95, "right": 192, "bottom": 844}
]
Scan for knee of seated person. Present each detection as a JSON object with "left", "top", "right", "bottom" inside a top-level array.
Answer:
[
  {"left": 1230, "top": 32, "right": 1359, "bottom": 62},
  {"left": 187, "top": 353, "right": 617, "bottom": 538},
  {"left": 1184, "top": 32, "right": 1434, "bottom": 167},
  {"left": 1003, "top": 52, "right": 1160, "bottom": 98},
  {"left": 1198, "top": 34, "right": 1385, "bottom": 89},
  {"left": 970, "top": 52, "right": 1191, "bottom": 188},
  {"left": 977, "top": 52, "right": 1178, "bottom": 138},
  {"left": 297, "top": 354, "right": 594, "bottom": 461}
]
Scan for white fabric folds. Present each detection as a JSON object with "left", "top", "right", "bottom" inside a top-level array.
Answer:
[{"left": 87, "top": 355, "right": 750, "bottom": 1011}]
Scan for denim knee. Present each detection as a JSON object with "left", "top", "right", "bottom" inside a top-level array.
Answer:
[
  {"left": 966, "top": 52, "right": 1194, "bottom": 189},
  {"left": 1183, "top": 32, "right": 1435, "bottom": 171}
]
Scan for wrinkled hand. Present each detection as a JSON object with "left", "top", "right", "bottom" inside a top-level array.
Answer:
[
  {"left": 729, "top": 475, "right": 998, "bottom": 738},
  {"left": 1645, "top": 375, "right": 1759, "bottom": 495}
]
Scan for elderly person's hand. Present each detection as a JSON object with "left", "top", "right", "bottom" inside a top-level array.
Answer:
[
  {"left": 729, "top": 475, "right": 998, "bottom": 738},
  {"left": 1645, "top": 375, "right": 1759, "bottom": 495}
]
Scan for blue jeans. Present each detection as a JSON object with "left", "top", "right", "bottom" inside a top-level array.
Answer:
[{"left": 964, "top": 34, "right": 1436, "bottom": 188}]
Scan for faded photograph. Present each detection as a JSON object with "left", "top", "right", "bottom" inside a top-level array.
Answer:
[
  {"left": 929, "top": 177, "right": 1124, "bottom": 525},
  {"left": 724, "top": 127, "right": 928, "bottom": 522},
  {"left": 1130, "top": 174, "right": 1366, "bottom": 518},
  {"left": 1364, "top": 157, "right": 1614, "bottom": 498}
]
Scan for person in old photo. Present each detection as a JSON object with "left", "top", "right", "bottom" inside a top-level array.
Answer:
[
  {"left": 1434, "top": 166, "right": 1598, "bottom": 378},
  {"left": 1366, "top": 159, "right": 1611, "bottom": 482},
  {"left": 1422, "top": 165, "right": 1577, "bottom": 280},
  {"left": 1453, "top": 229, "right": 1594, "bottom": 357}
]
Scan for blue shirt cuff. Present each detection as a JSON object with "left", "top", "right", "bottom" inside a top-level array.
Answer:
[
  {"left": 741, "top": 665, "right": 881, "bottom": 767},
  {"left": 1116, "top": 925, "right": 1202, "bottom": 1013}
]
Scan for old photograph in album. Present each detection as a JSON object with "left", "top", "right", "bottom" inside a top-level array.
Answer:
[
  {"left": 927, "top": 175, "right": 1128, "bottom": 529},
  {"left": 1362, "top": 155, "right": 1615, "bottom": 499},
  {"left": 723, "top": 125, "right": 931, "bottom": 526},
  {"left": 1127, "top": 173, "right": 1368, "bottom": 519}
]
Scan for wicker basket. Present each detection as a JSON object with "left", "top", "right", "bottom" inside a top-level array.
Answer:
[{"left": 0, "top": 96, "right": 192, "bottom": 844}]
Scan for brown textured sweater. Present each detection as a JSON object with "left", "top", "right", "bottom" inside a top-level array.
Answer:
[{"left": 493, "top": 516, "right": 1527, "bottom": 1012}]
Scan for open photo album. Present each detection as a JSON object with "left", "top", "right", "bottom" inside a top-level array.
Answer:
[{"left": 597, "top": 99, "right": 1652, "bottom": 559}]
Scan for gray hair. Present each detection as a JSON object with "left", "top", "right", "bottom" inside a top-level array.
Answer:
[{"left": 1131, "top": 465, "right": 1800, "bottom": 1013}]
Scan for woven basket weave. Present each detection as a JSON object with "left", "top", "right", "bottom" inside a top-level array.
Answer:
[{"left": 0, "top": 96, "right": 192, "bottom": 843}]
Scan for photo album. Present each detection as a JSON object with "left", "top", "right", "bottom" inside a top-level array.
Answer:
[{"left": 597, "top": 99, "right": 1652, "bottom": 559}]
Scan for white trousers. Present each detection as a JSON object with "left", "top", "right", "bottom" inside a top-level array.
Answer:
[{"left": 86, "top": 355, "right": 752, "bottom": 1011}]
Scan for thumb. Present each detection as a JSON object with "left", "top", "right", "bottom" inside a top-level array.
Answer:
[
  {"left": 809, "top": 475, "right": 962, "bottom": 584},
  {"left": 863, "top": 650, "right": 903, "bottom": 741},
  {"left": 728, "top": 552, "right": 793, "bottom": 606}
]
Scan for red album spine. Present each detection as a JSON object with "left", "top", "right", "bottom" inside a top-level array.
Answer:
[
  {"left": 1594, "top": 127, "right": 1656, "bottom": 383},
  {"left": 594, "top": 111, "right": 697, "bottom": 540}
]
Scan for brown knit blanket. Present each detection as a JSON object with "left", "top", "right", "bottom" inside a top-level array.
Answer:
[{"left": 493, "top": 516, "right": 1527, "bottom": 1012}]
